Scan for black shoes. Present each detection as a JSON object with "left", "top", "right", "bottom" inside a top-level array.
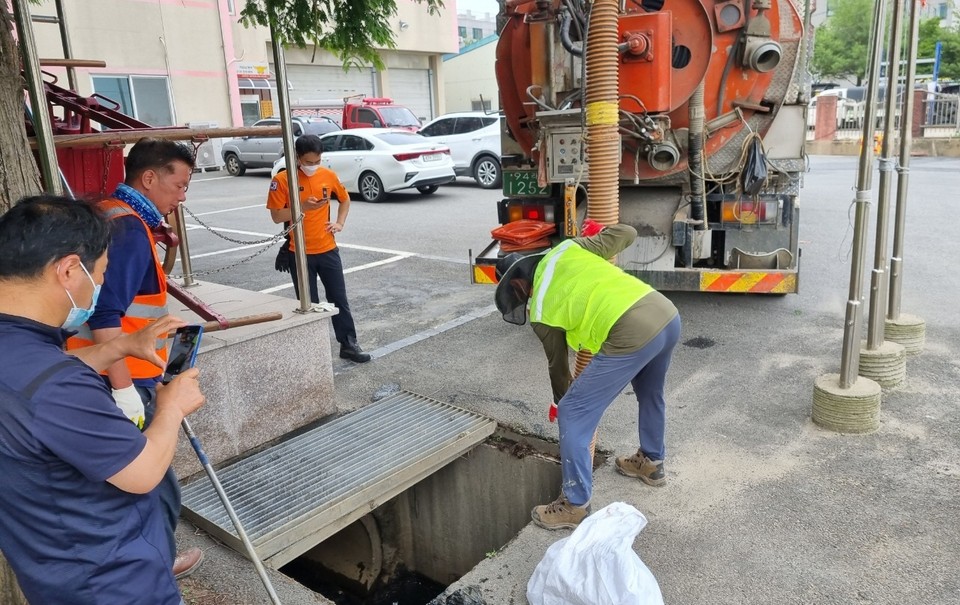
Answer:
[{"left": 340, "top": 343, "right": 371, "bottom": 363}]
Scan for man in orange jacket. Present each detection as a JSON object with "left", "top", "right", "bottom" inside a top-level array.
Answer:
[{"left": 267, "top": 134, "right": 371, "bottom": 363}]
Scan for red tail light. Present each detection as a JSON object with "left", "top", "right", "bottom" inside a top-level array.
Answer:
[
  {"left": 393, "top": 148, "right": 449, "bottom": 162},
  {"left": 506, "top": 202, "right": 556, "bottom": 223}
]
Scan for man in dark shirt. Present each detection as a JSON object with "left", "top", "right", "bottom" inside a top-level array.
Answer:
[{"left": 0, "top": 195, "right": 205, "bottom": 604}]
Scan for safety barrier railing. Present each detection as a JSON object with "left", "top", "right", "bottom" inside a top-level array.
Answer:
[{"left": 806, "top": 90, "right": 960, "bottom": 142}]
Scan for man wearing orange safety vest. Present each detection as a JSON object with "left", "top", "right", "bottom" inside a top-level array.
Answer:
[{"left": 66, "top": 138, "right": 204, "bottom": 579}]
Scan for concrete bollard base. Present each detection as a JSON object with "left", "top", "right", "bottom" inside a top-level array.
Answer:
[{"left": 812, "top": 373, "right": 882, "bottom": 433}]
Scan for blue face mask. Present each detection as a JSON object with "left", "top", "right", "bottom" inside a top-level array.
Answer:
[{"left": 61, "top": 262, "right": 101, "bottom": 331}]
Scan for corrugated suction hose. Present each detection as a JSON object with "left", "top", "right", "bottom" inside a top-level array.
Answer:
[{"left": 581, "top": 0, "right": 622, "bottom": 462}]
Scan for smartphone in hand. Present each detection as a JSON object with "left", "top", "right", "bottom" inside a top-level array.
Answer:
[{"left": 162, "top": 325, "right": 204, "bottom": 384}]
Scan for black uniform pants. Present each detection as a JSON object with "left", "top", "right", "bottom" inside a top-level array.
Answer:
[{"left": 289, "top": 247, "right": 358, "bottom": 347}]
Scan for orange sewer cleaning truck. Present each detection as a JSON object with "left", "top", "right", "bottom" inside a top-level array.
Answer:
[{"left": 472, "top": 0, "right": 810, "bottom": 295}]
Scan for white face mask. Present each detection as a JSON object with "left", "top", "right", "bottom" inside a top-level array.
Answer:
[{"left": 300, "top": 164, "right": 320, "bottom": 177}]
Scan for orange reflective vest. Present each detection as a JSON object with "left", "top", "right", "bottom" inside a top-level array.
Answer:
[{"left": 66, "top": 199, "right": 169, "bottom": 379}]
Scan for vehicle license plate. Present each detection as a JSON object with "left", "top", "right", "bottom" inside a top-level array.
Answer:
[
  {"left": 503, "top": 170, "right": 551, "bottom": 197},
  {"left": 422, "top": 153, "right": 441, "bottom": 162}
]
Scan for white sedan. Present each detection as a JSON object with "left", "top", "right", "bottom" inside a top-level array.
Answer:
[{"left": 271, "top": 129, "right": 456, "bottom": 202}]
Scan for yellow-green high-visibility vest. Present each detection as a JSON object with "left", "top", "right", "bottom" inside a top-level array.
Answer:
[{"left": 529, "top": 240, "right": 653, "bottom": 353}]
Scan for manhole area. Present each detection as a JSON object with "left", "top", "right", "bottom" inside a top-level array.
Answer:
[{"left": 280, "top": 429, "right": 577, "bottom": 604}]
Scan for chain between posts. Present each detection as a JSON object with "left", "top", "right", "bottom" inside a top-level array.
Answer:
[
  {"left": 182, "top": 205, "right": 298, "bottom": 245},
  {"left": 166, "top": 207, "right": 303, "bottom": 279}
]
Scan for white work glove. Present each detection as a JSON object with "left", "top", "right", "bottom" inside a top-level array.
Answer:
[{"left": 112, "top": 385, "right": 146, "bottom": 430}]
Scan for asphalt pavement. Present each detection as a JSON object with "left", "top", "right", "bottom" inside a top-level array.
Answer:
[{"left": 179, "top": 157, "right": 960, "bottom": 605}]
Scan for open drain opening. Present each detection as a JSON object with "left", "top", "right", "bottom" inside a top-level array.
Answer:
[{"left": 280, "top": 429, "right": 606, "bottom": 604}]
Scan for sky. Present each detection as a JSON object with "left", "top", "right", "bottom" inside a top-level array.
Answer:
[{"left": 453, "top": 0, "right": 501, "bottom": 17}]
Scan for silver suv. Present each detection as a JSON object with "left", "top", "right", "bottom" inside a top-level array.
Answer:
[
  {"left": 222, "top": 117, "right": 340, "bottom": 176},
  {"left": 419, "top": 112, "right": 501, "bottom": 188}
]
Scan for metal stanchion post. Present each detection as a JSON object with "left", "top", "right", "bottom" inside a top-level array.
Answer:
[
  {"left": 888, "top": 1, "right": 920, "bottom": 321},
  {"left": 857, "top": 0, "right": 908, "bottom": 390},
  {"left": 884, "top": 0, "right": 927, "bottom": 355},
  {"left": 813, "top": 0, "right": 888, "bottom": 434},
  {"left": 268, "top": 11, "right": 311, "bottom": 313},
  {"left": 866, "top": 0, "right": 906, "bottom": 350},
  {"left": 838, "top": 0, "right": 888, "bottom": 389},
  {"left": 174, "top": 205, "right": 195, "bottom": 287}
]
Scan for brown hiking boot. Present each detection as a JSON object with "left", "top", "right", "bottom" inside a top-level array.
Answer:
[
  {"left": 531, "top": 496, "right": 589, "bottom": 530},
  {"left": 173, "top": 547, "right": 204, "bottom": 580},
  {"left": 615, "top": 450, "right": 666, "bottom": 487}
]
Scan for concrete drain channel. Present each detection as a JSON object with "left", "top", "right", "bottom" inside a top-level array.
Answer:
[
  {"left": 281, "top": 428, "right": 568, "bottom": 604},
  {"left": 181, "top": 391, "right": 586, "bottom": 604}
]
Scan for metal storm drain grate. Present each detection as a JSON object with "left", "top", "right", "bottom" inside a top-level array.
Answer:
[{"left": 180, "top": 390, "right": 497, "bottom": 568}]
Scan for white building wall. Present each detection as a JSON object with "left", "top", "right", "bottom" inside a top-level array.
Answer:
[
  {"left": 27, "top": 0, "right": 458, "bottom": 129},
  {"left": 32, "top": 0, "right": 234, "bottom": 127},
  {"left": 457, "top": 9, "right": 497, "bottom": 47},
  {"left": 229, "top": 2, "right": 457, "bottom": 122},
  {"left": 443, "top": 39, "right": 499, "bottom": 113}
]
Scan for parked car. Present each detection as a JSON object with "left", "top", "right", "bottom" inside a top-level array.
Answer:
[
  {"left": 271, "top": 129, "right": 456, "bottom": 202},
  {"left": 418, "top": 112, "right": 502, "bottom": 189},
  {"left": 222, "top": 116, "right": 340, "bottom": 176}
]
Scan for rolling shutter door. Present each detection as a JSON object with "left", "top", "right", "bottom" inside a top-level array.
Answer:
[
  {"left": 281, "top": 65, "right": 375, "bottom": 103},
  {"left": 389, "top": 69, "right": 433, "bottom": 123}
]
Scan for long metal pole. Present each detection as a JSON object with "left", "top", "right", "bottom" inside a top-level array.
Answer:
[
  {"left": 866, "top": 0, "right": 906, "bottom": 349},
  {"left": 888, "top": 0, "right": 921, "bottom": 320},
  {"left": 267, "top": 12, "right": 311, "bottom": 313},
  {"left": 181, "top": 419, "right": 282, "bottom": 605},
  {"left": 174, "top": 205, "right": 196, "bottom": 287},
  {"left": 839, "top": 0, "right": 888, "bottom": 388},
  {"left": 52, "top": 0, "right": 77, "bottom": 91},
  {"left": 12, "top": 0, "right": 63, "bottom": 195}
]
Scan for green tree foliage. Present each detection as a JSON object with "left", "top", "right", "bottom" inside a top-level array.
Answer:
[
  {"left": 241, "top": 0, "right": 445, "bottom": 69},
  {"left": 811, "top": 0, "right": 873, "bottom": 85},
  {"left": 918, "top": 17, "right": 960, "bottom": 81}
]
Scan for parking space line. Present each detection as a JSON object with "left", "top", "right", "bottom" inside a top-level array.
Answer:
[
  {"left": 343, "top": 254, "right": 411, "bottom": 274},
  {"left": 190, "top": 175, "right": 236, "bottom": 183},
  {"left": 184, "top": 224, "right": 275, "bottom": 238},
  {"left": 187, "top": 204, "right": 265, "bottom": 217},
  {"left": 191, "top": 243, "right": 269, "bottom": 259},
  {"left": 258, "top": 254, "right": 412, "bottom": 293},
  {"left": 183, "top": 223, "right": 465, "bottom": 265},
  {"left": 346, "top": 304, "right": 498, "bottom": 365},
  {"left": 339, "top": 243, "right": 414, "bottom": 256}
]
